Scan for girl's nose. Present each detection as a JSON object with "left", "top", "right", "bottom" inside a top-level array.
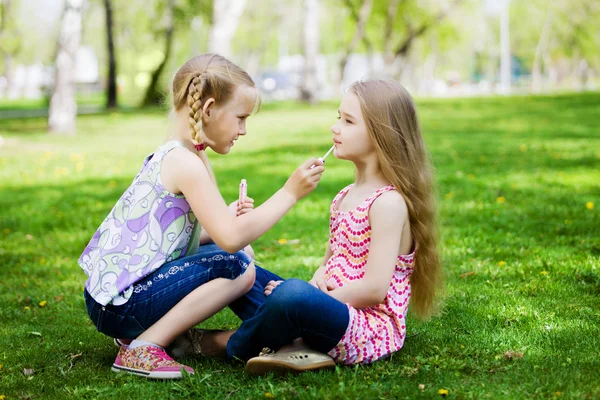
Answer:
[{"left": 330, "top": 123, "right": 339, "bottom": 134}]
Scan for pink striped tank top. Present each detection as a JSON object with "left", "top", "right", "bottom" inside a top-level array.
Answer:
[{"left": 325, "top": 184, "right": 415, "bottom": 364}]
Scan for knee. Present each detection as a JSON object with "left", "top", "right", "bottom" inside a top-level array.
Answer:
[
  {"left": 266, "top": 279, "right": 312, "bottom": 313},
  {"left": 243, "top": 244, "right": 255, "bottom": 260},
  {"left": 237, "top": 261, "right": 256, "bottom": 293}
]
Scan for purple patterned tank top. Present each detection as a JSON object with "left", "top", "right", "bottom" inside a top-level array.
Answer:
[{"left": 78, "top": 141, "right": 199, "bottom": 306}]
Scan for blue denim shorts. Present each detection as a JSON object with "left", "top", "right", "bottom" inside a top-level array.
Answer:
[{"left": 84, "top": 244, "right": 252, "bottom": 339}]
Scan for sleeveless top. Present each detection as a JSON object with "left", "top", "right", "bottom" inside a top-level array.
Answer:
[
  {"left": 78, "top": 141, "right": 201, "bottom": 306},
  {"left": 325, "top": 184, "right": 415, "bottom": 364}
]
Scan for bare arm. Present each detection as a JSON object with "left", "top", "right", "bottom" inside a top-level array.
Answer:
[
  {"left": 162, "top": 148, "right": 324, "bottom": 254},
  {"left": 309, "top": 241, "right": 333, "bottom": 288},
  {"left": 324, "top": 191, "right": 408, "bottom": 308}
]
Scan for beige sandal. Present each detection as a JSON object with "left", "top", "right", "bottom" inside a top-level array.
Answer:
[{"left": 245, "top": 347, "right": 336, "bottom": 375}]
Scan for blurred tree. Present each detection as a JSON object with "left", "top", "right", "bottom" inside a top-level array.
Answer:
[
  {"left": 48, "top": 0, "right": 86, "bottom": 134},
  {"left": 209, "top": 0, "right": 246, "bottom": 59},
  {"left": 379, "top": 0, "right": 463, "bottom": 79},
  {"left": 141, "top": 0, "right": 175, "bottom": 106},
  {"left": 233, "top": 0, "right": 280, "bottom": 77},
  {"left": 103, "top": 0, "right": 117, "bottom": 108},
  {"left": 301, "top": 0, "right": 320, "bottom": 103},
  {"left": 338, "top": 0, "right": 373, "bottom": 86},
  {"left": 511, "top": 0, "right": 599, "bottom": 91},
  {"left": 0, "top": 0, "right": 22, "bottom": 95}
]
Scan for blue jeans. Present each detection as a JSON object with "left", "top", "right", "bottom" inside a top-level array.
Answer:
[
  {"left": 84, "top": 244, "right": 252, "bottom": 339},
  {"left": 226, "top": 278, "right": 350, "bottom": 361}
]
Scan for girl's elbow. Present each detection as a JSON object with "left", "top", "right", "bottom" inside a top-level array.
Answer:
[
  {"left": 210, "top": 231, "right": 242, "bottom": 254},
  {"left": 368, "top": 286, "right": 388, "bottom": 306}
]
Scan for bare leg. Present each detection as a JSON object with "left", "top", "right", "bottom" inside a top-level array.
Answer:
[
  {"left": 198, "top": 330, "right": 236, "bottom": 357},
  {"left": 136, "top": 262, "right": 255, "bottom": 348}
]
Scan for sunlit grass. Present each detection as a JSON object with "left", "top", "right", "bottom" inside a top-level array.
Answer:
[{"left": 0, "top": 92, "right": 599, "bottom": 399}]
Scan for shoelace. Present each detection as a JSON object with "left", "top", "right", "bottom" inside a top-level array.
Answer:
[{"left": 146, "top": 346, "right": 175, "bottom": 363}]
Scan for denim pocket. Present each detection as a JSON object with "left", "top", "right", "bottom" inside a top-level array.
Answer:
[
  {"left": 84, "top": 290, "right": 145, "bottom": 338},
  {"left": 96, "top": 307, "right": 145, "bottom": 339}
]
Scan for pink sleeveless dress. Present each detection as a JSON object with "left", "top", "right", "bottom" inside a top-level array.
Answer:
[{"left": 325, "top": 184, "right": 416, "bottom": 364}]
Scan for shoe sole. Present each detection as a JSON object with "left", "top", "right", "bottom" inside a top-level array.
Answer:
[
  {"left": 245, "top": 358, "right": 335, "bottom": 375},
  {"left": 111, "top": 364, "right": 187, "bottom": 380}
]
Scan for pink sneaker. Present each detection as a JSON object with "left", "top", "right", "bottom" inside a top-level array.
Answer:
[{"left": 111, "top": 344, "right": 195, "bottom": 379}]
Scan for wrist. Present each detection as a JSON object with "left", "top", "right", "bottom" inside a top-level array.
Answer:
[{"left": 278, "top": 187, "right": 299, "bottom": 206}]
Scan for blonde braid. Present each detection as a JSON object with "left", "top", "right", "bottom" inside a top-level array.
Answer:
[{"left": 186, "top": 73, "right": 206, "bottom": 147}]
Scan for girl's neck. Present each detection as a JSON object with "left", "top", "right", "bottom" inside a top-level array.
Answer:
[
  {"left": 167, "top": 111, "right": 196, "bottom": 153},
  {"left": 353, "top": 154, "right": 389, "bottom": 188}
]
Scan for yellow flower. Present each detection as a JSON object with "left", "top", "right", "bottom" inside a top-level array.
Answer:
[
  {"left": 496, "top": 197, "right": 505, "bottom": 204},
  {"left": 277, "top": 239, "right": 288, "bottom": 245},
  {"left": 498, "top": 261, "right": 506, "bottom": 267},
  {"left": 24, "top": 306, "right": 31, "bottom": 311},
  {"left": 40, "top": 258, "right": 47, "bottom": 265},
  {"left": 586, "top": 202, "right": 594, "bottom": 210},
  {"left": 39, "top": 300, "right": 48, "bottom": 307},
  {"left": 54, "top": 167, "right": 70, "bottom": 177},
  {"left": 70, "top": 153, "right": 84, "bottom": 162},
  {"left": 445, "top": 192, "right": 454, "bottom": 200},
  {"left": 265, "top": 393, "right": 275, "bottom": 399},
  {"left": 541, "top": 271, "right": 548, "bottom": 275},
  {"left": 438, "top": 388, "right": 449, "bottom": 396},
  {"left": 0, "top": 394, "right": 6, "bottom": 400}
]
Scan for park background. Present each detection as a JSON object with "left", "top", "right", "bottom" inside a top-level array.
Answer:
[{"left": 0, "top": 0, "right": 598, "bottom": 398}]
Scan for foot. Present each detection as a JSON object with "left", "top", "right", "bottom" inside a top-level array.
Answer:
[
  {"left": 111, "top": 344, "right": 194, "bottom": 379},
  {"left": 245, "top": 347, "right": 336, "bottom": 375},
  {"left": 169, "top": 328, "right": 232, "bottom": 358}
]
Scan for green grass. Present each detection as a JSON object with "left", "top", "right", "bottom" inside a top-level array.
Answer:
[{"left": 0, "top": 93, "right": 599, "bottom": 399}]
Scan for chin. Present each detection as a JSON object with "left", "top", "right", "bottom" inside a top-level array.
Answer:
[{"left": 215, "top": 147, "right": 231, "bottom": 155}]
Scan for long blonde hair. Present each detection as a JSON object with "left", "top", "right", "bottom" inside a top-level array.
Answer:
[
  {"left": 171, "top": 54, "right": 260, "bottom": 180},
  {"left": 350, "top": 80, "right": 442, "bottom": 319}
]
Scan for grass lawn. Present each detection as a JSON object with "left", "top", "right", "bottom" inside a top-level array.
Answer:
[{"left": 0, "top": 93, "right": 599, "bottom": 399}]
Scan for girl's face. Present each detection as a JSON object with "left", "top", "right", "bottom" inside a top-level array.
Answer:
[
  {"left": 330, "top": 92, "right": 374, "bottom": 161},
  {"left": 204, "top": 85, "right": 256, "bottom": 154}
]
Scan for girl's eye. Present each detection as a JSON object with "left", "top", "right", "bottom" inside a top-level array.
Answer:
[{"left": 345, "top": 119, "right": 353, "bottom": 124}]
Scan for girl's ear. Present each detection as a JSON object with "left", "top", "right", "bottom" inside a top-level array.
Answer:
[{"left": 202, "top": 98, "right": 216, "bottom": 120}]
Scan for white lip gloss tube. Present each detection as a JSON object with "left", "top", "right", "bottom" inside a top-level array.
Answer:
[
  {"left": 310, "top": 144, "right": 335, "bottom": 169},
  {"left": 239, "top": 179, "right": 247, "bottom": 204}
]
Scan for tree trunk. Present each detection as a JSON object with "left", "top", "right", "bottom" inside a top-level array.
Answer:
[
  {"left": 104, "top": 0, "right": 117, "bottom": 108},
  {"left": 382, "top": 0, "right": 400, "bottom": 77},
  {"left": 338, "top": 0, "right": 372, "bottom": 88},
  {"left": 141, "top": 0, "right": 174, "bottom": 107},
  {"left": 300, "top": 0, "right": 319, "bottom": 104},
  {"left": 48, "top": 0, "right": 85, "bottom": 134},
  {"left": 531, "top": 3, "right": 552, "bottom": 93},
  {"left": 209, "top": 0, "right": 247, "bottom": 59},
  {"left": 1, "top": 0, "right": 22, "bottom": 99},
  {"left": 499, "top": 0, "right": 511, "bottom": 94}
]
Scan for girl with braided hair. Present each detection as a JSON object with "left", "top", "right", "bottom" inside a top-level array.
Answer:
[{"left": 79, "top": 54, "right": 325, "bottom": 379}]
